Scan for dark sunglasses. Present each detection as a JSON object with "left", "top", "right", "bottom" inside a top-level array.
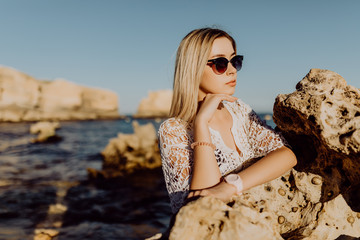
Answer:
[{"left": 207, "top": 55, "right": 243, "bottom": 75}]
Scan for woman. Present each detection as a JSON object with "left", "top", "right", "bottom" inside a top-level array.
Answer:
[{"left": 158, "top": 27, "right": 297, "bottom": 214}]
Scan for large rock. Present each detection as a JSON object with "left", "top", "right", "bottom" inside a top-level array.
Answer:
[
  {"left": 0, "top": 66, "right": 40, "bottom": 109},
  {"left": 82, "top": 87, "right": 119, "bottom": 112},
  {"left": 135, "top": 89, "right": 172, "bottom": 117},
  {"left": 40, "top": 79, "right": 83, "bottom": 112},
  {"left": 87, "top": 121, "right": 161, "bottom": 178},
  {"left": 154, "top": 69, "right": 360, "bottom": 240},
  {"left": 166, "top": 170, "right": 360, "bottom": 240},
  {"left": 273, "top": 68, "right": 360, "bottom": 211},
  {"left": 0, "top": 66, "right": 119, "bottom": 122}
]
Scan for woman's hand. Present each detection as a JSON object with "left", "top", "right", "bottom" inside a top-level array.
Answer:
[
  {"left": 195, "top": 94, "right": 238, "bottom": 125},
  {"left": 189, "top": 94, "right": 238, "bottom": 195},
  {"left": 187, "top": 180, "right": 238, "bottom": 203}
]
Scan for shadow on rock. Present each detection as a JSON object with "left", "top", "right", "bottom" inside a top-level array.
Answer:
[{"left": 273, "top": 68, "right": 360, "bottom": 212}]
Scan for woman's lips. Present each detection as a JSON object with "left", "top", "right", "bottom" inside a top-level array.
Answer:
[{"left": 226, "top": 80, "right": 236, "bottom": 86}]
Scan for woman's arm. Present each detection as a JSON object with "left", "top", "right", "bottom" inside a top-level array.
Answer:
[
  {"left": 190, "top": 121, "right": 221, "bottom": 189},
  {"left": 158, "top": 119, "right": 194, "bottom": 212},
  {"left": 238, "top": 146, "right": 297, "bottom": 192},
  {"left": 190, "top": 101, "right": 297, "bottom": 201},
  {"left": 239, "top": 108, "right": 297, "bottom": 191},
  {"left": 190, "top": 94, "right": 238, "bottom": 190},
  {"left": 197, "top": 146, "right": 296, "bottom": 201}
]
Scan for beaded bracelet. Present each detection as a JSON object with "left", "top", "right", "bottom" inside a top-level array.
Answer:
[{"left": 190, "top": 141, "right": 216, "bottom": 150}]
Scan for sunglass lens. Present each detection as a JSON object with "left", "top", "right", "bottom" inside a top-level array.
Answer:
[
  {"left": 231, "top": 56, "right": 243, "bottom": 71},
  {"left": 215, "top": 58, "right": 228, "bottom": 74}
]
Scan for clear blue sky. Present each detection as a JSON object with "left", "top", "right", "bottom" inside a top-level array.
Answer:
[{"left": 0, "top": 0, "right": 359, "bottom": 114}]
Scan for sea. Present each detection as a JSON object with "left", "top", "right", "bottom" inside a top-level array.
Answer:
[{"left": 0, "top": 114, "right": 274, "bottom": 240}]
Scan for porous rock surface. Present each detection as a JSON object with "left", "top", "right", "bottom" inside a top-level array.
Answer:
[
  {"left": 165, "top": 169, "right": 359, "bottom": 240},
  {"left": 154, "top": 69, "right": 360, "bottom": 240},
  {"left": 0, "top": 66, "right": 119, "bottom": 122},
  {"left": 273, "top": 68, "right": 360, "bottom": 211},
  {"left": 88, "top": 121, "right": 161, "bottom": 178}
]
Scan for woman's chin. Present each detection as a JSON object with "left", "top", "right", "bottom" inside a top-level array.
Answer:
[{"left": 221, "top": 89, "right": 236, "bottom": 96}]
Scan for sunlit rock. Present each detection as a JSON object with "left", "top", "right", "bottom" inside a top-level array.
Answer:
[
  {"left": 34, "top": 229, "right": 59, "bottom": 240},
  {"left": 0, "top": 66, "right": 120, "bottom": 122},
  {"left": 48, "top": 203, "right": 68, "bottom": 215},
  {"left": 88, "top": 121, "right": 161, "bottom": 178},
  {"left": 164, "top": 161, "right": 359, "bottom": 239},
  {"left": 302, "top": 195, "right": 360, "bottom": 240},
  {"left": 0, "top": 66, "right": 40, "bottom": 109},
  {"left": 170, "top": 194, "right": 282, "bottom": 240},
  {"left": 135, "top": 89, "right": 172, "bottom": 117},
  {"left": 82, "top": 86, "right": 118, "bottom": 112},
  {"left": 30, "top": 121, "right": 61, "bottom": 143},
  {"left": 273, "top": 68, "right": 360, "bottom": 210},
  {"left": 41, "top": 79, "right": 83, "bottom": 112}
]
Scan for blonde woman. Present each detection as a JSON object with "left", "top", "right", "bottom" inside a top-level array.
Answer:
[{"left": 158, "top": 28, "right": 297, "bottom": 214}]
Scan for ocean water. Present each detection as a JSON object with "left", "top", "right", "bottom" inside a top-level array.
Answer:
[{"left": 0, "top": 114, "right": 274, "bottom": 240}]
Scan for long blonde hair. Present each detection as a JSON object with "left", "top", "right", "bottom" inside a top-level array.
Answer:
[{"left": 169, "top": 28, "right": 237, "bottom": 123}]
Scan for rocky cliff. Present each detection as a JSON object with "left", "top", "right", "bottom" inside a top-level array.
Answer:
[
  {"left": 0, "top": 66, "right": 119, "bottom": 122},
  {"left": 135, "top": 89, "right": 172, "bottom": 117},
  {"left": 151, "top": 69, "right": 360, "bottom": 240}
]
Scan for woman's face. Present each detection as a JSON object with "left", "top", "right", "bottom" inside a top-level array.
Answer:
[{"left": 198, "top": 37, "right": 237, "bottom": 101}]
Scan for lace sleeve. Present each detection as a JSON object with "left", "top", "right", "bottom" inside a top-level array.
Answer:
[
  {"left": 246, "top": 109, "right": 286, "bottom": 158},
  {"left": 158, "top": 118, "right": 193, "bottom": 213}
]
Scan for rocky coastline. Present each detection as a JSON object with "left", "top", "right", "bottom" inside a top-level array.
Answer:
[
  {"left": 0, "top": 66, "right": 173, "bottom": 122},
  {"left": 0, "top": 66, "right": 120, "bottom": 122},
  {"left": 2, "top": 65, "right": 359, "bottom": 239}
]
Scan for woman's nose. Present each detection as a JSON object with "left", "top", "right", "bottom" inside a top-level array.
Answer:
[{"left": 226, "top": 62, "right": 237, "bottom": 75}]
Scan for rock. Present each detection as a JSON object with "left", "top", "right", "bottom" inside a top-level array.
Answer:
[
  {"left": 0, "top": 66, "right": 40, "bottom": 109},
  {"left": 311, "top": 176, "right": 322, "bottom": 185},
  {"left": 34, "top": 229, "right": 59, "bottom": 240},
  {"left": 88, "top": 121, "right": 161, "bottom": 178},
  {"left": 82, "top": 86, "right": 118, "bottom": 112},
  {"left": 273, "top": 68, "right": 360, "bottom": 210},
  {"left": 30, "top": 121, "right": 61, "bottom": 143},
  {"left": 169, "top": 192, "right": 282, "bottom": 240},
  {"left": 135, "top": 89, "right": 172, "bottom": 117},
  {"left": 41, "top": 79, "right": 83, "bottom": 112},
  {"left": 34, "top": 233, "right": 52, "bottom": 240},
  {"left": 145, "top": 233, "right": 163, "bottom": 240},
  {"left": 302, "top": 195, "right": 360, "bottom": 240},
  {"left": 0, "top": 66, "right": 119, "bottom": 122},
  {"left": 293, "top": 171, "right": 322, "bottom": 203},
  {"left": 278, "top": 216, "right": 285, "bottom": 224},
  {"left": 48, "top": 203, "right": 67, "bottom": 215},
  {"left": 161, "top": 69, "right": 360, "bottom": 240},
  {"left": 167, "top": 169, "right": 360, "bottom": 240},
  {"left": 278, "top": 188, "right": 286, "bottom": 196}
]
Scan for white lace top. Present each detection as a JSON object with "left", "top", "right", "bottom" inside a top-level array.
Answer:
[{"left": 158, "top": 99, "right": 286, "bottom": 213}]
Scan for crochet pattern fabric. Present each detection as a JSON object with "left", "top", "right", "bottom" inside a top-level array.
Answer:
[{"left": 158, "top": 99, "right": 286, "bottom": 213}]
